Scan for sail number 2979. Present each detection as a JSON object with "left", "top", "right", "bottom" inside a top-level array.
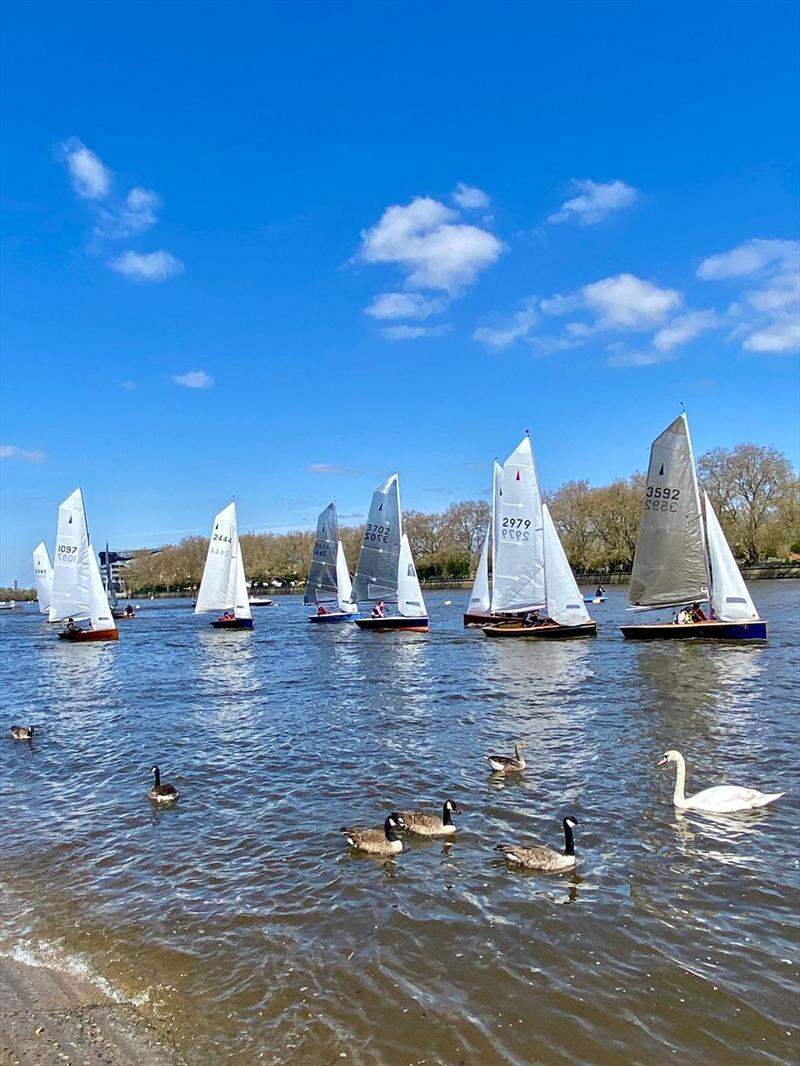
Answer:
[
  {"left": 501, "top": 517, "right": 531, "bottom": 542},
  {"left": 644, "top": 486, "right": 681, "bottom": 511}
]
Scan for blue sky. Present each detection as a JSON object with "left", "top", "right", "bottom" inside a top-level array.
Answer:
[{"left": 1, "top": 0, "right": 798, "bottom": 584}]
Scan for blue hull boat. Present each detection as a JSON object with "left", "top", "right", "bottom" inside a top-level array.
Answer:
[
  {"left": 308, "top": 612, "right": 359, "bottom": 624},
  {"left": 620, "top": 619, "right": 767, "bottom": 642}
]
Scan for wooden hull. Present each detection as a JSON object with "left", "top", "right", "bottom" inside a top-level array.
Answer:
[
  {"left": 211, "top": 617, "right": 254, "bottom": 630},
  {"left": 355, "top": 616, "right": 429, "bottom": 633},
  {"left": 620, "top": 619, "right": 768, "bottom": 642},
  {"left": 463, "top": 610, "right": 524, "bottom": 628},
  {"left": 308, "top": 612, "right": 359, "bottom": 624},
  {"left": 59, "top": 628, "right": 119, "bottom": 642},
  {"left": 482, "top": 620, "right": 597, "bottom": 640}
]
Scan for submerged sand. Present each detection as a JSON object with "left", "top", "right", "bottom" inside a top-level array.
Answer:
[{"left": 0, "top": 955, "right": 184, "bottom": 1066}]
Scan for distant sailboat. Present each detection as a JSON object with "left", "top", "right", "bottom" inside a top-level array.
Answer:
[
  {"left": 620, "top": 414, "right": 767, "bottom": 641},
  {"left": 482, "top": 505, "right": 597, "bottom": 639},
  {"left": 352, "top": 475, "right": 429, "bottom": 632},
  {"left": 104, "top": 542, "right": 134, "bottom": 619},
  {"left": 463, "top": 461, "right": 502, "bottom": 626},
  {"left": 195, "top": 503, "right": 254, "bottom": 630},
  {"left": 33, "top": 541, "right": 54, "bottom": 617},
  {"left": 304, "top": 502, "right": 358, "bottom": 623},
  {"left": 50, "top": 489, "right": 119, "bottom": 642}
]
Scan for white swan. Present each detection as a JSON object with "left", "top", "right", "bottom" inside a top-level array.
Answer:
[{"left": 658, "top": 750, "right": 783, "bottom": 813}]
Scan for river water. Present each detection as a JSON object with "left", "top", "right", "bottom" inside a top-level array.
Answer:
[{"left": 2, "top": 583, "right": 798, "bottom": 1066}]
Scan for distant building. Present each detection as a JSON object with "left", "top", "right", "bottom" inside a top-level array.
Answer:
[{"left": 98, "top": 549, "right": 140, "bottom": 597}]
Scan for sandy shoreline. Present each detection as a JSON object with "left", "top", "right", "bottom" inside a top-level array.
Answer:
[{"left": 0, "top": 954, "right": 185, "bottom": 1066}]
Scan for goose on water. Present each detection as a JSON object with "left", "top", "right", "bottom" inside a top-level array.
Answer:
[
  {"left": 148, "top": 764, "right": 180, "bottom": 804},
  {"left": 495, "top": 816, "right": 578, "bottom": 872},
  {"left": 399, "top": 799, "right": 462, "bottom": 837},
  {"left": 485, "top": 741, "right": 528, "bottom": 774},
  {"left": 340, "top": 813, "right": 407, "bottom": 855},
  {"left": 658, "top": 749, "right": 783, "bottom": 813},
  {"left": 11, "top": 725, "right": 34, "bottom": 741}
]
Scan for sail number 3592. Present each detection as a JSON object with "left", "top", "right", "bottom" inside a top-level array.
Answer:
[{"left": 645, "top": 486, "right": 681, "bottom": 512}]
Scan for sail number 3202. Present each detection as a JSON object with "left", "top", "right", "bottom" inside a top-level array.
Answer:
[{"left": 645, "top": 486, "right": 681, "bottom": 511}]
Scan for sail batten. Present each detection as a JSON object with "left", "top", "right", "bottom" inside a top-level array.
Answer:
[{"left": 628, "top": 414, "right": 710, "bottom": 608}]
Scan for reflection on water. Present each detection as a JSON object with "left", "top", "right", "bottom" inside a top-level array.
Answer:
[{"left": 1, "top": 585, "right": 798, "bottom": 1066}]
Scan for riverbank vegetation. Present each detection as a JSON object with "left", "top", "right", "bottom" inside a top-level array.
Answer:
[{"left": 123, "top": 443, "right": 799, "bottom": 594}]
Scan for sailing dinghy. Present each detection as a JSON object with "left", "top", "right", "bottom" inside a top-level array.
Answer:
[
  {"left": 33, "top": 541, "right": 54, "bottom": 618},
  {"left": 463, "top": 461, "right": 504, "bottom": 626},
  {"left": 195, "top": 502, "right": 254, "bottom": 630},
  {"left": 50, "top": 489, "right": 119, "bottom": 642},
  {"left": 482, "top": 505, "right": 597, "bottom": 639},
  {"left": 104, "top": 543, "right": 134, "bottom": 619},
  {"left": 620, "top": 414, "right": 767, "bottom": 641},
  {"left": 305, "top": 502, "right": 358, "bottom": 622},
  {"left": 352, "top": 475, "right": 429, "bottom": 632}
]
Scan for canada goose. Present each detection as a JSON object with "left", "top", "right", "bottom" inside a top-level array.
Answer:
[
  {"left": 399, "top": 800, "right": 462, "bottom": 837},
  {"left": 658, "top": 750, "right": 783, "bottom": 813},
  {"left": 148, "top": 764, "right": 179, "bottom": 804},
  {"left": 495, "top": 817, "right": 578, "bottom": 872},
  {"left": 11, "top": 725, "right": 34, "bottom": 741},
  {"left": 340, "top": 813, "right": 407, "bottom": 855},
  {"left": 485, "top": 741, "right": 528, "bottom": 773}
]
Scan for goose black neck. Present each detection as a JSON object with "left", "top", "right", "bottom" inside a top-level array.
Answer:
[
  {"left": 442, "top": 803, "right": 453, "bottom": 827},
  {"left": 384, "top": 818, "right": 399, "bottom": 842},
  {"left": 153, "top": 767, "right": 161, "bottom": 787},
  {"left": 563, "top": 820, "right": 575, "bottom": 857}
]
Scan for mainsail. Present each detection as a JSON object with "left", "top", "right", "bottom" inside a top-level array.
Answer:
[
  {"left": 32, "top": 542, "right": 53, "bottom": 615},
  {"left": 195, "top": 502, "right": 253, "bottom": 620},
  {"left": 352, "top": 475, "right": 401, "bottom": 604},
  {"left": 542, "top": 505, "right": 590, "bottom": 626},
  {"left": 304, "top": 503, "right": 341, "bottom": 605},
  {"left": 491, "top": 435, "right": 545, "bottom": 613},
  {"left": 49, "top": 489, "right": 93, "bottom": 623},
  {"left": 704, "top": 493, "right": 759, "bottom": 621},
  {"left": 397, "top": 533, "right": 427, "bottom": 618},
  {"left": 628, "top": 414, "right": 710, "bottom": 609}
]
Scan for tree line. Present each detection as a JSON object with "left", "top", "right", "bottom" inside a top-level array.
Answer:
[{"left": 122, "top": 443, "right": 799, "bottom": 594}]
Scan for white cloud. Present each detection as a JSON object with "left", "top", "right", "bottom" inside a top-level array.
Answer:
[
  {"left": 94, "top": 187, "right": 160, "bottom": 238},
  {"left": 698, "top": 238, "right": 799, "bottom": 355},
  {"left": 381, "top": 324, "right": 452, "bottom": 340},
  {"left": 453, "top": 182, "right": 490, "bottom": 210},
  {"left": 540, "top": 292, "right": 582, "bottom": 315},
  {"left": 582, "top": 273, "right": 682, "bottom": 330},
  {"left": 364, "top": 292, "right": 445, "bottom": 320},
  {"left": 653, "top": 309, "right": 719, "bottom": 352},
  {"left": 473, "top": 299, "right": 539, "bottom": 350},
  {"left": 0, "top": 444, "right": 46, "bottom": 462},
  {"left": 696, "top": 238, "right": 798, "bottom": 280},
  {"left": 120, "top": 381, "right": 138, "bottom": 390},
  {"left": 108, "top": 250, "right": 184, "bottom": 282},
  {"left": 59, "top": 138, "right": 112, "bottom": 200},
  {"left": 606, "top": 350, "right": 673, "bottom": 368},
  {"left": 358, "top": 196, "right": 504, "bottom": 292},
  {"left": 548, "top": 178, "right": 639, "bottom": 225},
  {"left": 743, "top": 317, "right": 800, "bottom": 353},
  {"left": 173, "top": 370, "right": 213, "bottom": 389},
  {"left": 307, "top": 463, "right": 360, "bottom": 475}
]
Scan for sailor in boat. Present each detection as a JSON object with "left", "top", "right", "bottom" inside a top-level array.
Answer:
[
  {"left": 317, "top": 604, "right": 329, "bottom": 616},
  {"left": 124, "top": 604, "right": 135, "bottom": 618},
  {"left": 524, "top": 609, "right": 541, "bottom": 626},
  {"left": 371, "top": 600, "right": 386, "bottom": 619},
  {"left": 64, "top": 617, "right": 81, "bottom": 634},
  {"left": 221, "top": 610, "right": 235, "bottom": 622},
  {"left": 595, "top": 585, "right": 605, "bottom": 597}
]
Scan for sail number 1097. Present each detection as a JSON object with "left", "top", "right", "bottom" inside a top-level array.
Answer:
[{"left": 645, "top": 486, "right": 681, "bottom": 511}]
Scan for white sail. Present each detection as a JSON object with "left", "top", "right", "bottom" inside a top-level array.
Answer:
[
  {"left": 397, "top": 533, "right": 427, "bottom": 618},
  {"left": 352, "top": 475, "right": 402, "bottom": 604},
  {"left": 467, "top": 525, "right": 490, "bottom": 613},
  {"left": 195, "top": 502, "right": 251, "bottom": 617},
  {"left": 704, "top": 493, "right": 759, "bottom": 621},
  {"left": 542, "top": 505, "right": 590, "bottom": 626},
  {"left": 33, "top": 542, "right": 53, "bottom": 615},
  {"left": 49, "top": 489, "right": 92, "bottom": 622},
  {"left": 88, "top": 545, "right": 116, "bottom": 632},
  {"left": 491, "top": 434, "right": 545, "bottom": 613},
  {"left": 335, "top": 541, "right": 357, "bottom": 614}
]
